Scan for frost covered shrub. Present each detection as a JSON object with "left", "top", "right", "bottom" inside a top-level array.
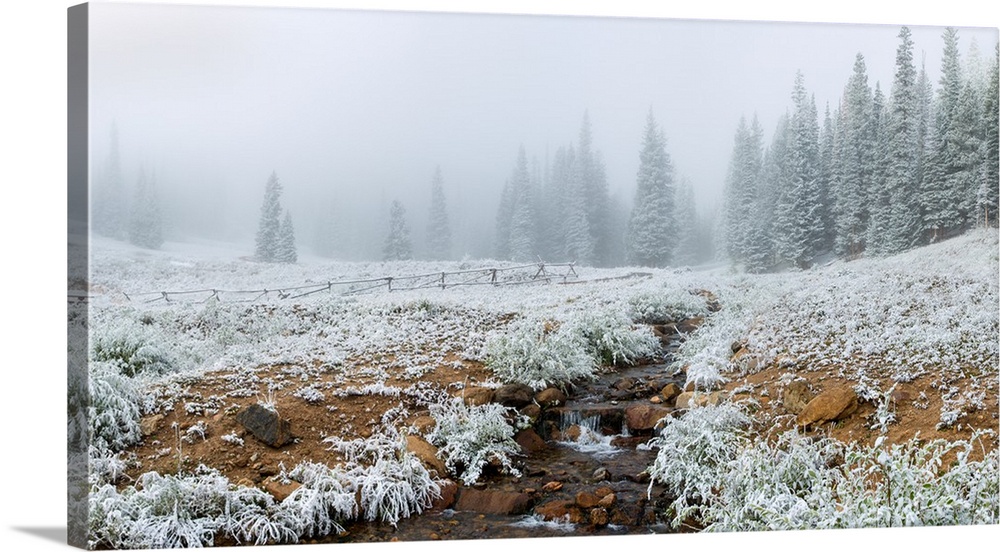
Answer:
[
  {"left": 646, "top": 403, "right": 752, "bottom": 526},
  {"left": 88, "top": 466, "right": 298, "bottom": 548},
  {"left": 627, "top": 289, "right": 708, "bottom": 324},
  {"left": 324, "top": 429, "right": 441, "bottom": 525},
  {"left": 283, "top": 461, "right": 357, "bottom": 538},
  {"left": 428, "top": 397, "right": 522, "bottom": 485},
  {"left": 568, "top": 309, "right": 660, "bottom": 366},
  {"left": 485, "top": 317, "right": 595, "bottom": 390},
  {"left": 89, "top": 362, "right": 144, "bottom": 454},
  {"left": 91, "top": 319, "right": 174, "bottom": 378}
]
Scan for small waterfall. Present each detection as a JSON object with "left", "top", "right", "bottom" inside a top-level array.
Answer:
[
  {"left": 556, "top": 409, "right": 623, "bottom": 458},
  {"left": 558, "top": 410, "right": 602, "bottom": 433}
]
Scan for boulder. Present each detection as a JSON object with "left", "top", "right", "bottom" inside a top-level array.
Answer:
[
  {"left": 140, "top": 414, "right": 165, "bottom": 437},
  {"left": 598, "top": 493, "right": 616, "bottom": 509},
  {"left": 796, "top": 386, "right": 859, "bottom": 428},
  {"left": 534, "top": 500, "right": 583, "bottom": 523},
  {"left": 624, "top": 404, "right": 672, "bottom": 432},
  {"left": 541, "top": 481, "right": 563, "bottom": 493},
  {"left": 534, "top": 388, "right": 567, "bottom": 408},
  {"left": 263, "top": 479, "right": 301, "bottom": 502},
  {"left": 514, "top": 428, "right": 547, "bottom": 454},
  {"left": 455, "top": 489, "right": 534, "bottom": 515},
  {"left": 782, "top": 380, "right": 813, "bottom": 415},
  {"left": 519, "top": 404, "right": 542, "bottom": 424},
  {"left": 406, "top": 434, "right": 447, "bottom": 476},
  {"left": 590, "top": 507, "right": 610, "bottom": 526},
  {"left": 236, "top": 404, "right": 294, "bottom": 447},
  {"left": 409, "top": 415, "right": 436, "bottom": 435},
  {"left": 675, "top": 391, "right": 723, "bottom": 409},
  {"left": 462, "top": 387, "right": 494, "bottom": 407},
  {"left": 493, "top": 384, "right": 535, "bottom": 408},
  {"left": 430, "top": 480, "right": 458, "bottom": 511},
  {"left": 660, "top": 383, "right": 682, "bottom": 404},
  {"left": 575, "top": 490, "right": 600, "bottom": 509}
]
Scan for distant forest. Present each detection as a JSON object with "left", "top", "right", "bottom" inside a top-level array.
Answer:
[{"left": 90, "top": 26, "right": 998, "bottom": 272}]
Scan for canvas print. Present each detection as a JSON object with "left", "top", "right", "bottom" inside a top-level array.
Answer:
[{"left": 67, "top": 2, "right": 999, "bottom": 549}]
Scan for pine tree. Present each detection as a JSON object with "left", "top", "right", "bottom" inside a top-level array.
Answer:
[
  {"left": 866, "top": 83, "right": 892, "bottom": 255},
  {"left": 508, "top": 146, "right": 537, "bottom": 262},
  {"left": 494, "top": 179, "right": 515, "bottom": 260},
  {"left": 923, "top": 27, "right": 966, "bottom": 241},
  {"left": 128, "top": 168, "right": 163, "bottom": 249},
  {"left": 383, "top": 200, "right": 413, "bottom": 261},
  {"left": 426, "top": 166, "right": 452, "bottom": 260},
  {"left": 833, "top": 54, "right": 874, "bottom": 257},
  {"left": 626, "top": 109, "right": 676, "bottom": 267},
  {"left": 274, "top": 211, "right": 297, "bottom": 263},
  {"left": 94, "top": 123, "right": 127, "bottom": 239},
  {"left": 254, "top": 171, "right": 284, "bottom": 262},
  {"left": 673, "top": 178, "right": 699, "bottom": 267},
  {"left": 721, "top": 115, "right": 765, "bottom": 266},
  {"left": 977, "top": 43, "right": 999, "bottom": 227},
  {"left": 575, "top": 111, "right": 614, "bottom": 266},
  {"left": 876, "top": 27, "right": 922, "bottom": 255}
]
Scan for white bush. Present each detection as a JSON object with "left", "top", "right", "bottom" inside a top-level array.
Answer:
[
  {"left": 88, "top": 362, "right": 145, "bottom": 455},
  {"left": 484, "top": 317, "right": 595, "bottom": 390},
  {"left": 427, "top": 397, "right": 522, "bottom": 485},
  {"left": 568, "top": 309, "right": 660, "bottom": 367}
]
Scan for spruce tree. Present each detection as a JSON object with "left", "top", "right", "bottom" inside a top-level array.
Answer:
[
  {"left": 94, "top": 123, "right": 127, "bottom": 239},
  {"left": 673, "top": 178, "right": 699, "bottom": 267},
  {"left": 977, "top": 43, "right": 999, "bottom": 227},
  {"left": 626, "top": 109, "right": 676, "bottom": 267},
  {"left": 254, "top": 171, "right": 284, "bottom": 262},
  {"left": 877, "top": 27, "right": 922, "bottom": 255},
  {"left": 866, "top": 82, "right": 892, "bottom": 255},
  {"left": 508, "top": 146, "right": 537, "bottom": 262},
  {"left": 276, "top": 211, "right": 297, "bottom": 263},
  {"left": 383, "top": 200, "right": 413, "bottom": 261},
  {"left": 426, "top": 166, "right": 452, "bottom": 260},
  {"left": 128, "top": 168, "right": 163, "bottom": 249},
  {"left": 721, "top": 115, "right": 765, "bottom": 266},
  {"left": 924, "top": 27, "right": 966, "bottom": 240},
  {"left": 833, "top": 53, "right": 874, "bottom": 258},
  {"left": 494, "top": 180, "right": 515, "bottom": 260}
]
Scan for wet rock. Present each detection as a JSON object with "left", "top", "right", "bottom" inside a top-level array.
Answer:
[
  {"left": 796, "top": 386, "right": 859, "bottom": 428},
  {"left": 590, "top": 507, "right": 610, "bottom": 526},
  {"left": 462, "top": 387, "right": 494, "bottom": 407},
  {"left": 534, "top": 387, "right": 567, "bottom": 408},
  {"left": 541, "top": 481, "right": 563, "bottom": 493},
  {"left": 660, "top": 383, "right": 682, "bottom": 404},
  {"left": 534, "top": 499, "right": 582, "bottom": 523},
  {"left": 612, "top": 377, "right": 637, "bottom": 391},
  {"left": 575, "top": 491, "right": 600, "bottom": 509},
  {"left": 649, "top": 395, "right": 663, "bottom": 404},
  {"left": 406, "top": 435, "right": 447, "bottom": 476},
  {"left": 455, "top": 488, "right": 534, "bottom": 515},
  {"left": 624, "top": 404, "right": 672, "bottom": 432},
  {"left": 520, "top": 404, "right": 542, "bottom": 425},
  {"left": 263, "top": 479, "right": 301, "bottom": 502},
  {"left": 514, "top": 428, "right": 547, "bottom": 454},
  {"left": 610, "top": 503, "right": 644, "bottom": 526},
  {"left": 236, "top": 404, "right": 294, "bottom": 448},
  {"left": 493, "top": 384, "right": 535, "bottom": 408},
  {"left": 782, "top": 380, "right": 813, "bottom": 415},
  {"left": 598, "top": 493, "right": 617, "bottom": 509},
  {"left": 562, "top": 425, "right": 583, "bottom": 442},
  {"left": 592, "top": 467, "right": 610, "bottom": 481},
  {"left": 430, "top": 480, "right": 458, "bottom": 511}
]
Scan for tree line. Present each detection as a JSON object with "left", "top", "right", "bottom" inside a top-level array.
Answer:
[{"left": 721, "top": 27, "right": 999, "bottom": 273}]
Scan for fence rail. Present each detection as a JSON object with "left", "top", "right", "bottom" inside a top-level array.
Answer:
[{"left": 101, "top": 261, "right": 580, "bottom": 305}]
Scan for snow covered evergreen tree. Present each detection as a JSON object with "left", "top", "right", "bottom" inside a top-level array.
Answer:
[
  {"left": 818, "top": 104, "right": 837, "bottom": 253},
  {"left": 254, "top": 171, "right": 284, "bottom": 262},
  {"left": 574, "top": 111, "right": 614, "bottom": 266},
  {"left": 276, "top": 211, "right": 297, "bottom": 263},
  {"left": 425, "top": 166, "right": 452, "bottom": 260},
  {"left": 127, "top": 169, "right": 163, "bottom": 250},
  {"left": 494, "top": 180, "right": 515, "bottom": 260},
  {"left": 673, "top": 178, "right": 699, "bottom": 267},
  {"left": 865, "top": 82, "right": 891, "bottom": 255},
  {"left": 872, "top": 27, "right": 922, "bottom": 255},
  {"left": 626, "top": 109, "right": 676, "bottom": 267},
  {"left": 94, "top": 123, "right": 127, "bottom": 240},
  {"left": 977, "top": 43, "right": 999, "bottom": 227},
  {"left": 383, "top": 200, "right": 413, "bottom": 261},
  {"left": 721, "top": 115, "right": 765, "bottom": 267},
  {"left": 833, "top": 54, "right": 875, "bottom": 258},
  {"left": 508, "top": 146, "right": 537, "bottom": 262}
]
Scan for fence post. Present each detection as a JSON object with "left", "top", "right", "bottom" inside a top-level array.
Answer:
[
  {"left": 386, "top": 277, "right": 393, "bottom": 292},
  {"left": 441, "top": 272, "right": 446, "bottom": 289},
  {"left": 490, "top": 268, "right": 497, "bottom": 285}
]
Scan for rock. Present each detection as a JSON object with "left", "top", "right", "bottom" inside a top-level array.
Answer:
[
  {"left": 236, "top": 404, "right": 294, "bottom": 447},
  {"left": 782, "top": 380, "right": 813, "bottom": 415},
  {"left": 575, "top": 491, "right": 600, "bottom": 509},
  {"left": 140, "top": 414, "right": 165, "bottom": 437},
  {"left": 731, "top": 340, "right": 746, "bottom": 354},
  {"left": 676, "top": 316, "right": 704, "bottom": 334},
  {"left": 534, "top": 499, "right": 579, "bottom": 522},
  {"left": 514, "top": 428, "right": 547, "bottom": 454},
  {"left": 462, "top": 387, "right": 494, "bottom": 407},
  {"left": 594, "top": 486, "right": 614, "bottom": 497},
  {"left": 541, "top": 481, "right": 563, "bottom": 493},
  {"left": 520, "top": 404, "right": 542, "bottom": 425},
  {"left": 590, "top": 507, "right": 610, "bottom": 526},
  {"left": 796, "top": 386, "right": 859, "bottom": 428},
  {"left": 534, "top": 388, "right": 567, "bottom": 408},
  {"left": 430, "top": 480, "right": 458, "bottom": 511},
  {"left": 598, "top": 493, "right": 616, "bottom": 509},
  {"left": 675, "top": 391, "right": 723, "bottom": 409},
  {"left": 624, "top": 404, "right": 672, "bottom": 432},
  {"left": 649, "top": 395, "right": 663, "bottom": 404},
  {"left": 455, "top": 489, "right": 534, "bottom": 515},
  {"left": 406, "top": 435, "right": 447, "bottom": 476},
  {"left": 592, "top": 467, "right": 610, "bottom": 481},
  {"left": 660, "top": 383, "right": 682, "bottom": 404},
  {"left": 263, "top": 479, "right": 301, "bottom": 502},
  {"left": 493, "top": 384, "right": 535, "bottom": 408},
  {"left": 409, "top": 415, "right": 437, "bottom": 435},
  {"left": 890, "top": 388, "right": 912, "bottom": 405},
  {"left": 562, "top": 425, "right": 583, "bottom": 442},
  {"left": 259, "top": 465, "right": 279, "bottom": 477},
  {"left": 612, "top": 377, "right": 636, "bottom": 391}
]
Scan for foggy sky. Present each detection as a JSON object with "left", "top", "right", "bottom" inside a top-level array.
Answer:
[{"left": 88, "top": 1, "right": 998, "bottom": 257}]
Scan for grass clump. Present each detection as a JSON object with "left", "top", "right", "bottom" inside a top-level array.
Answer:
[{"left": 427, "top": 397, "right": 523, "bottom": 485}]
